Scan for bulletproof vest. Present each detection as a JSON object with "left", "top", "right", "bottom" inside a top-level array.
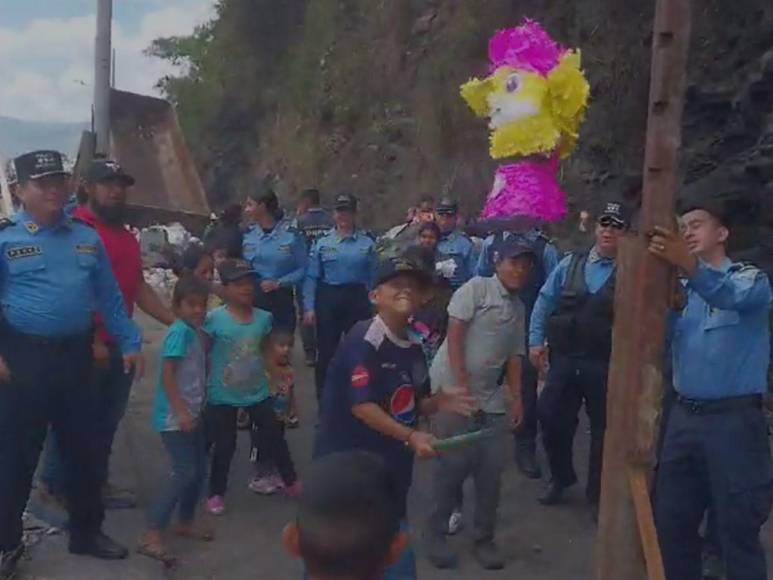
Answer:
[
  {"left": 545, "top": 252, "right": 616, "bottom": 360},
  {"left": 491, "top": 231, "right": 548, "bottom": 315},
  {"left": 297, "top": 209, "right": 334, "bottom": 248}
]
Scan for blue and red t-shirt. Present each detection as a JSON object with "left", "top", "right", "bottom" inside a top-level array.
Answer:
[{"left": 314, "top": 316, "right": 429, "bottom": 517}]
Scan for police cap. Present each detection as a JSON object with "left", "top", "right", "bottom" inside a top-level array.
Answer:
[
  {"left": 334, "top": 193, "right": 358, "bottom": 212},
  {"left": 13, "top": 150, "right": 69, "bottom": 183},
  {"left": 435, "top": 197, "right": 459, "bottom": 216}
]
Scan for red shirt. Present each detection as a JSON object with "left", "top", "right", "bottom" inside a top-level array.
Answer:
[{"left": 73, "top": 205, "right": 143, "bottom": 344}]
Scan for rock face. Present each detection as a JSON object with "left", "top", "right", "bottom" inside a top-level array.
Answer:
[{"left": 166, "top": 0, "right": 773, "bottom": 267}]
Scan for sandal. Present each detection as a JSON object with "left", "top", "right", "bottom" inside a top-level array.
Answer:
[
  {"left": 137, "top": 537, "right": 176, "bottom": 565},
  {"left": 173, "top": 523, "right": 215, "bottom": 542}
]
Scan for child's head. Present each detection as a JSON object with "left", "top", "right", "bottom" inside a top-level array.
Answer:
[
  {"left": 370, "top": 248, "right": 433, "bottom": 322},
  {"left": 283, "top": 452, "right": 406, "bottom": 580},
  {"left": 172, "top": 274, "right": 210, "bottom": 328},
  {"left": 176, "top": 243, "right": 214, "bottom": 282},
  {"left": 268, "top": 330, "right": 294, "bottom": 364},
  {"left": 217, "top": 259, "right": 256, "bottom": 307}
]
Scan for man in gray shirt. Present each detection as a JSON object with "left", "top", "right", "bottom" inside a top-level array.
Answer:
[{"left": 426, "top": 237, "right": 534, "bottom": 571}]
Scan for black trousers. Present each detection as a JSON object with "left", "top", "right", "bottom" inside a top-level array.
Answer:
[
  {"left": 537, "top": 355, "right": 608, "bottom": 503},
  {"left": 254, "top": 286, "right": 296, "bottom": 334},
  {"left": 205, "top": 400, "right": 296, "bottom": 496},
  {"left": 0, "top": 331, "right": 104, "bottom": 551},
  {"left": 514, "top": 356, "right": 539, "bottom": 448},
  {"left": 314, "top": 283, "right": 372, "bottom": 400},
  {"left": 655, "top": 400, "right": 773, "bottom": 580}
]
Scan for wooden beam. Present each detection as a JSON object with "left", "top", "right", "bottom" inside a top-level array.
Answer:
[{"left": 596, "top": 1, "right": 692, "bottom": 579}]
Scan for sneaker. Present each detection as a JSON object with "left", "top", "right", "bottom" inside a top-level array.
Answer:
[
  {"left": 0, "top": 545, "right": 24, "bottom": 580},
  {"left": 206, "top": 495, "right": 225, "bottom": 515},
  {"left": 248, "top": 477, "right": 280, "bottom": 495},
  {"left": 426, "top": 534, "right": 458, "bottom": 569},
  {"left": 447, "top": 510, "right": 463, "bottom": 535},
  {"left": 269, "top": 473, "right": 285, "bottom": 490},
  {"left": 473, "top": 540, "right": 505, "bottom": 570},
  {"left": 283, "top": 480, "right": 303, "bottom": 498}
]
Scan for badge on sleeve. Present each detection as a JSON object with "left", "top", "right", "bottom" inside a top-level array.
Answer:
[{"left": 351, "top": 365, "right": 370, "bottom": 389}]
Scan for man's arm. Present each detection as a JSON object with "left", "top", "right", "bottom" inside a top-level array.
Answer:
[
  {"left": 505, "top": 354, "right": 524, "bottom": 429},
  {"left": 137, "top": 279, "right": 175, "bottom": 326},
  {"left": 687, "top": 263, "right": 772, "bottom": 312},
  {"left": 528, "top": 256, "right": 569, "bottom": 347},
  {"left": 302, "top": 240, "right": 321, "bottom": 313}
]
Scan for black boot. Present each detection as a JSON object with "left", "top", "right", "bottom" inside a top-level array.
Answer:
[
  {"left": 538, "top": 481, "right": 571, "bottom": 506},
  {"left": 515, "top": 440, "right": 542, "bottom": 479},
  {"left": 69, "top": 532, "right": 128, "bottom": 560}
]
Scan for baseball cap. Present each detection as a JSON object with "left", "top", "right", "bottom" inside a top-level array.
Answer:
[
  {"left": 598, "top": 201, "right": 630, "bottom": 228},
  {"left": 84, "top": 158, "right": 135, "bottom": 186},
  {"left": 375, "top": 250, "right": 433, "bottom": 287},
  {"left": 217, "top": 258, "right": 257, "bottom": 283},
  {"left": 435, "top": 197, "right": 459, "bottom": 216},
  {"left": 12, "top": 150, "right": 69, "bottom": 183},
  {"left": 492, "top": 236, "right": 537, "bottom": 262},
  {"left": 334, "top": 193, "right": 358, "bottom": 211}
]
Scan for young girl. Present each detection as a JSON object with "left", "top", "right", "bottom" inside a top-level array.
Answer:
[
  {"left": 138, "top": 275, "right": 212, "bottom": 564},
  {"left": 204, "top": 259, "right": 300, "bottom": 515},
  {"left": 249, "top": 330, "right": 299, "bottom": 494}
]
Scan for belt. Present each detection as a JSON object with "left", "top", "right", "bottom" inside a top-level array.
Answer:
[
  {"left": 676, "top": 394, "right": 762, "bottom": 415},
  {"left": 1, "top": 324, "right": 92, "bottom": 351}
]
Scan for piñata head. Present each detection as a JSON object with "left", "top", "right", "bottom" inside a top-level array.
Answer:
[{"left": 460, "top": 19, "right": 590, "bottom": 160}]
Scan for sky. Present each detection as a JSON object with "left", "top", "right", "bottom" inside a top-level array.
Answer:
[{"left": 0, "top": 0, "right": 216, "bottom": 123}]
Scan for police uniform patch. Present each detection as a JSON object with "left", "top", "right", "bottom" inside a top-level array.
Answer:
[
  {"left": 24, "top": 222, "right": 39, "bottom": 235},
  {"left": 75, "top": 244, "right": 97, "bottom": 255},
  {"left": 7, "top": 245, "right": 42, "bottom": 260}
]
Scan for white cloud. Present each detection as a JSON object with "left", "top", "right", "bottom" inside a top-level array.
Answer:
[{"left": 0, "top": 1, "right": 214, "bottom": 122}]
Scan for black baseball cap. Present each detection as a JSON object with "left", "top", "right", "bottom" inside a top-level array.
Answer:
[
  {"left": 12, "top": 150, "right": 69, "bottom": 183},
  {"left": 84, "top": 158, "right": 135, "bottom": 186},
  {"left": 217, "top": 259, "right": 257, "bottom": 283},
  {"left": 435, "top": 197, "right": 459, "bottom": 216},
  {"left": 334, "top": 193, "right": 358, "bottom": 212},
  {"left": 375, "top": 251, "right": 433, "bottom": 287},
  {"left": 598, "top": 201, "right": 630, "bottom": 228},
  {"left": 492, "top": 237, "right": 537, "bottom": 262}
]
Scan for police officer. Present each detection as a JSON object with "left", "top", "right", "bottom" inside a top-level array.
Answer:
[
  {"left": 649, "top": 197, "right": 772, "bottom": 580},
  {"left": 0, "top": 151, "right": 142, "bottom": 578},
  {"left": 529, "top": 201, "right": 629, "bottom": 507},
  {"left": 242, "top": 188, "right": 307, "bottom": 332},
  {"left": 295, "top": 188, "right": 334, "bottom": 366},
  {"left": 435, "top": 198, "right": 476, "bottom": 290},
  {"left": 303, "top": 194, "right": 377, "bottom": 400},
  {"left": 476, "top": 227, "right": 561, "bottom": 478}
]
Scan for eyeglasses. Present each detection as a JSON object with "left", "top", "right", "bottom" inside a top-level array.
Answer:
[{"left": 598, "top": 216, "right": 625, "bottom": 230}]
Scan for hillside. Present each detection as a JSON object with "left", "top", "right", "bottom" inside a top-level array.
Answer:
[
  {"left": 0, "top": 116, "right": 87, "bottom": 158},
  {"left": 152, "top": 0, "right": 773, "bottom": 260}
]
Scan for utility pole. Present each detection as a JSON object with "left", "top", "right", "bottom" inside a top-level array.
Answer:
[
  {"left": 94, "top": 0, "right": 113, "bottom": 155},
  {"left": 596, "top": 1, "right": 692, "bottom": 579}
]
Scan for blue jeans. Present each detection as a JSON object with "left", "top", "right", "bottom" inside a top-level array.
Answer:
[
  {"left": 383, "top": 521, "right": 417, "bottom": 580},
  {"left": 40, "top": 345, "right": 135, "bottom": 494},
  {"left": 148, "top": 428, "right": 207, "bottom": 530}
]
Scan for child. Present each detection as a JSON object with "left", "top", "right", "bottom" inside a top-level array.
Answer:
[
  {"left": 174, "top": 243, "right": 215, "bottom": 283},
  {"left": 204, "top": 259, "right": 300, "bottom": 515},
  {"left": 283, "top": 451, "right": 407, "bottom": 580},
  {"left": 313, "top": 252, "right": 474, "bottom": 580},
  {"left": 249, "top": 330, "right": 299, "bottom": 493},
  {"left": 138, "top": 275, "right": 212, "bottom": 564},
  {"left": 426, "top": 237, "right": 534, "bottom": 571}
]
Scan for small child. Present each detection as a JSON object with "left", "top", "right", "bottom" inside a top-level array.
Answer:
[
  {"left": 283, "top": 451, "right": 407, "bottom": 580},
  {"left": 175, "top": 243, "right": 215, "bottom": 283},
  {"left": 249, "top": 330, "right": 299, "bottom": 494},
  {"left": 138, "top": 275, "right": 212, "bottom": 564},
  {"left": 204, "top": 259, "right": 300, "bottom": 515}
]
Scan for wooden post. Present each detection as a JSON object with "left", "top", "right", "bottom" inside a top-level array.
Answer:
[{"left": 596, "top": 1, "right": 692, "bottom": 579}]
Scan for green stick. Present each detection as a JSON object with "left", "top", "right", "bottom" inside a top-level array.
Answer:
[{"left": 433, "top": 428, "right": 495, "bottom": 451}]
